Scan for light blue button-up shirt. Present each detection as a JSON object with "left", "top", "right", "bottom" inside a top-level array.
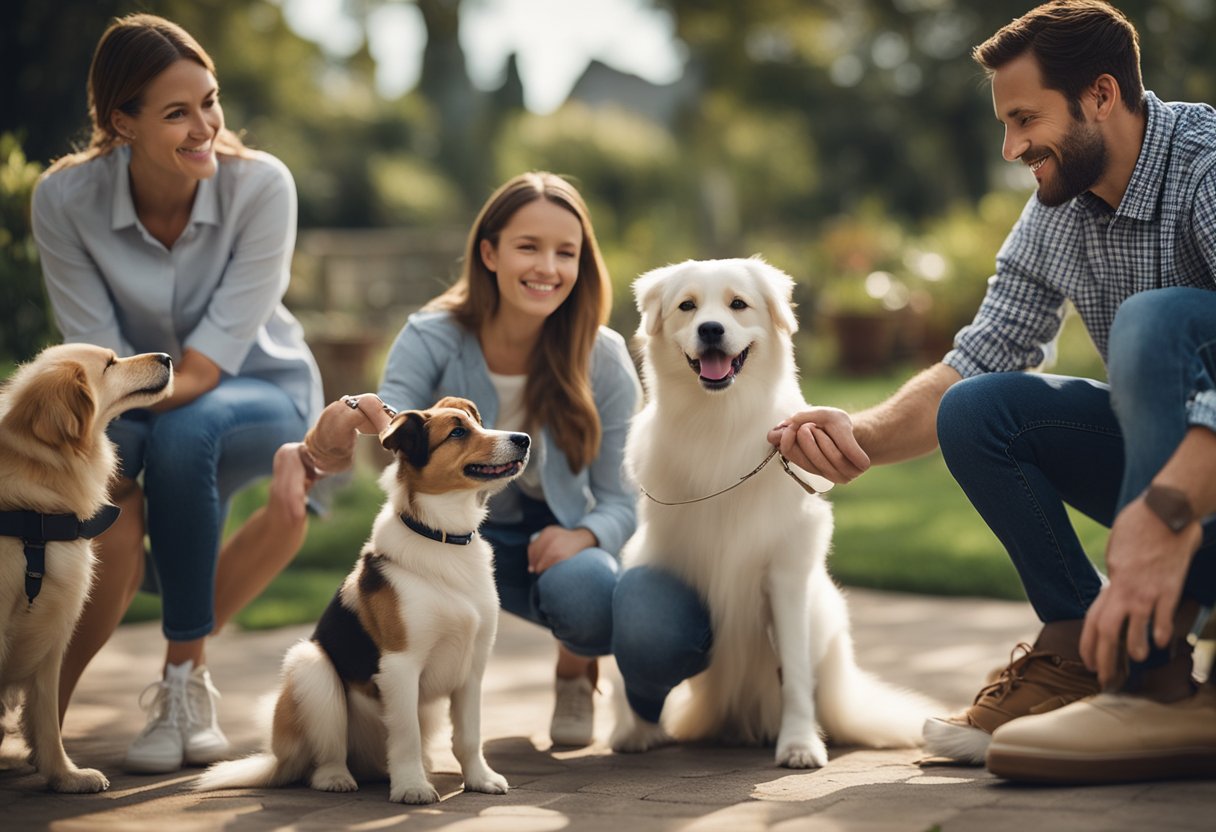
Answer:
[
  {"left": 32, "top": 146, "right": 323, "bottom": 425},
  {"left": 379, "top": 310, "right": 641, "bottom": 556}
]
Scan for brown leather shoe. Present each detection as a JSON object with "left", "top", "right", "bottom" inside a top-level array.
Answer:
[
  {"left": 922, "top": 620, "right": 1100, "bottom": 764},
  {"left": 986, "top": 685, "right": 1216, "bottom": 783}
]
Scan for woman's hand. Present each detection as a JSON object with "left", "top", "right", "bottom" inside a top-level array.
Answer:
[{"left": 527, "top": 526, "right": 597, "bottom": 574}]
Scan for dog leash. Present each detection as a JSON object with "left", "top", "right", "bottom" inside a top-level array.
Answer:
[
  {"left": 638, "top": 446, "right": 825, "bottom": 507},
  {"left": 0, "top": 504, "right": 121, "bottom": 607}
]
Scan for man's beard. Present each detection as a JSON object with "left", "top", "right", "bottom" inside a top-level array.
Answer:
[{"left": 1033, "top": 118, "right": 1109, "bottom": 207}]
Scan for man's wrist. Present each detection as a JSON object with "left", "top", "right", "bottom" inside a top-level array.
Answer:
[{"left": 1143, "top": 483, "right": 1196, "bottom": 533}]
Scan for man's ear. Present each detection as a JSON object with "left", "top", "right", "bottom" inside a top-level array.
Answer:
[
  {"left": 381, "top": 411, "right": 429, "bottom": 468},
  {"left": 1090, "top": 73, "right": 1120, "bottom": 121}
]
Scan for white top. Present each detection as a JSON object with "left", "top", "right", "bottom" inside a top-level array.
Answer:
[
  {"left": 487, "top": 369, "right": 545, "bottom": 500},
  {"left": 31, "top": 145, "right": 323, "bottom": 424}
]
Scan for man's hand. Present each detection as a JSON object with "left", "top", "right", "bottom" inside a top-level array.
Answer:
[
  {"left": 1080, "top": 496, "right": 1202, "bottom": 687},
  {"left": 527, "top": 526, "right": 597, "bottom": 575},
  {"left": 767, "top": 407, "right": 871, "bottom": 484}
]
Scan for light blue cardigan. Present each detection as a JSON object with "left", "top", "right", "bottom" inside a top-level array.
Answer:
[{"left": 378, "top": 310, "right": 641, "bottom": 556}]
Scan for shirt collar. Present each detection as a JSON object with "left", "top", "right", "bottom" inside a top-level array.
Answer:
[
  {"left": 109, "top": 144, "right": 223, "bottom": 231},
  {"left": 1113, "top": 91, "right": 1172, "bottom": 222}
]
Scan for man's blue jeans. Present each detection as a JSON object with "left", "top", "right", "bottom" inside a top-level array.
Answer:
[
  {"left": 483, "top": 494, "right": 620, "bottom": 656},
  {"left": 109, "top": 376, "right": 307, "bottom": 641},
  {"left": 937, "top": 287, "right": 1216, "bottom": 627}
]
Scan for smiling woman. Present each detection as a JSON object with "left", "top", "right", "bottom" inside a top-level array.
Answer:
[{"left": 31, "top": 13, "right": 324, "bottom": 776}]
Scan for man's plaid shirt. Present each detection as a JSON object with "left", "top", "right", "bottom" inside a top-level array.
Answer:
[{"left": 944, "top": 91, "right": 1216, "bottom": 431}]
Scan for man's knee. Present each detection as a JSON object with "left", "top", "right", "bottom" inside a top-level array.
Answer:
[
  {"left": 1109, "top": 287, "right": 1205, "bottom": 390},
  {"left": 937, "top": 374, "right": 1009, "bottom": 457}
]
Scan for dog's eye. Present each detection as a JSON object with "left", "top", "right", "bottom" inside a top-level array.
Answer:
[
  {"left": 730, "top": 298, "right": 749, "bottom": 310},
  {"left": 448, "top": 427, "right": 468, "bottom": 439},
  {"left": 678, "top": 300, "right": 696, "bottom": 312}
]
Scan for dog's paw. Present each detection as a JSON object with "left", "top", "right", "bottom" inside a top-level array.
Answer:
[
  {"left": 464, "top": 767, "right": 509, "bottom": 795},
  {"left": 390, "top": 780, "right": 441, "bottom": 804},
  {"left": 610, "top": 717, "right": 672, "bottom": 754},
  {"left": 311, "top": 765, "right": 358, "bottom": 792},
  {"left": 48, "top": 766, "right": 110, "bottom": 793},
  {"left": 775, "top": 735, "right": 828, "bottom": 769}
]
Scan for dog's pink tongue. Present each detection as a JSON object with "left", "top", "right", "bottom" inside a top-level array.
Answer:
[{"left": 699, "top": 353, "right": 732, "bottom": 381}]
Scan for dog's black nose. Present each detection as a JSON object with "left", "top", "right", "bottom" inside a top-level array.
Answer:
[
  {"left": 155, "top": 353, "right": 172, "bottom": 367},
  {"left": 698, "top": 321, "right": 725, "bottom": 343},
  {"left": 510, "top": 433, "right": 530, "bottom": 449}
]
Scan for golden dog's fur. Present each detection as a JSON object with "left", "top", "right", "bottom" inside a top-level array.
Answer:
[
  {"left": 0, "top": 344, "right": 172, "bottom": 792},
  {"left": 197, "top": 397, "right": 529, "bottom": 804}
]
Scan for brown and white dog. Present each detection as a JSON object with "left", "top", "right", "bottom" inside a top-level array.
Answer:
[
  {"left": 0, "top": 344, "right": 173, "bottom": 792},
  {"left": 197, "top": 397, "right": 528, "bottom": 804}
]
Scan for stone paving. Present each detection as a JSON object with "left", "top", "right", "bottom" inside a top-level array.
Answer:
[{"left": 2, "top": 589, "right": 1213, "bottom": 831}]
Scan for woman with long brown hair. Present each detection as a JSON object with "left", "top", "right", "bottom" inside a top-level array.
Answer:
[
  {"left": 375, "top": 170, "right": 641, "bottom": 746},
  {"left": 32, "top": 14, "right": 323, "bottom": 773}
]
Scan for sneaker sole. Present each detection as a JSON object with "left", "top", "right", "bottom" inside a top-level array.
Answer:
[
  {"left": 922, "top": 717, "right": 990, "bottom": 765},
  {"left": 986, "top": 742, "right": 1216, "bottom": 784}
]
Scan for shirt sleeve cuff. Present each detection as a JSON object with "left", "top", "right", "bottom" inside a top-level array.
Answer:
[
  {"left": 1187, "top": 389, "right": 1216, "bottom": 434},
  {"left": 942, "top": 348, "right": 986, "bottom": 380},
  {"left": 184, "top": 318, "right": 254, "bottom": 375},
  {"left": 579, "top": 512, "right": 622, "bottom": 557}
]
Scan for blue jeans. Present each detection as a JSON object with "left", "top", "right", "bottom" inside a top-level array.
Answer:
[
  {"left": 613, "top": 565, "right": 713, "bottom": 723},
  {"left": 109, "top": 376, "right": 307, "bottom": 641},
  {"left": 482, "top": 494, "right": 620, "bottom": 656},
  {"left": 937, "top": 287, "right": 1216, "bottom": 628}
]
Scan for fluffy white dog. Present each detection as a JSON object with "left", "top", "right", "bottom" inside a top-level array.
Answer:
[{"left": 611, "top": 257, "right": 934, "bottom": 768}]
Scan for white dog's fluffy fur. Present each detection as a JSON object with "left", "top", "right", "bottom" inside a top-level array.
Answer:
[
  {"left": 196, "top": 397, "right": 526, "bottom": 804},
  {"left": 0, "top": 344, "right": 172, "bottom": 791},
  {"left": 611, "top": 257, "right": 935, "bottom": 768}
]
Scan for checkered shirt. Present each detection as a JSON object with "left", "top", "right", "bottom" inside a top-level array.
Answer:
[{"left": 943, "top": 91, "right": 1216, "bottom": 431}]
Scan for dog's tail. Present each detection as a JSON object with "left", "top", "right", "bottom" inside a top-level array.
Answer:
[
  {"left": 194, "top": 753, "right": 304, "bottom": 791},
  {"left": 816, "top": 629, "right": 940, "bottom": 748}
]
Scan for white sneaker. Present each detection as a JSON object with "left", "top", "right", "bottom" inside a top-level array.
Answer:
[
  {"left": 124, "top": 661, "right": 191, "bottom": 773},
  {"left": 182, "top": 664, "right": 229, "bottom": 765},
  {"left": 550, "top": 675, "right": 595, "bottom": 747}
]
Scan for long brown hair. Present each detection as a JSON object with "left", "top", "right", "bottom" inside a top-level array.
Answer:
[
  {"left": 973, "top": 0, "right": 1143, "bottom": 118},
  {"left": 428, "top": 172, "right": 613, "bottom": 472},
  {"left": 47, "top": 13, "right": 248, "bottom": 175}
]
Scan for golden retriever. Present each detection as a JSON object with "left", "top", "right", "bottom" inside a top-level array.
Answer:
[
  {"left": 197, "top": 397, "right": 528, "bottom": 804},
  {"left": 0, "top": 344, "right": 172, "bottom": 792}
]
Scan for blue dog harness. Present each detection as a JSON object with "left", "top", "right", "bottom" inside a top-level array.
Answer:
[{"left": 0, "top": 505, "right": 120, "bottom": 606}]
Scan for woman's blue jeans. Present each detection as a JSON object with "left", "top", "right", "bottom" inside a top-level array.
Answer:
[
  {"left": 937, "top": 287, "right": 1216, "bottom": 628},
  {"left": 108, "top": 376, "right": 307, "bottom": 641},
  {"left": 482, "top": 494, "right": 620, "bottom": 656}
]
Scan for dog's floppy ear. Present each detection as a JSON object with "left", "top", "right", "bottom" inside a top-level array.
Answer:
[
  {"left": 381, "top": 411, "right": 430, "bottom": 468},
  {"left": 434, "top": 396, "right": 482, "bottom": 426},
  {"left": 746, "top": 257, "right": 799, "bottom": 335},
  {"left": 3, "top": 360, "right": 96, "bottom": 452},
  {"left": 633, "top": 263, "right": 679, "bottom": 337}
]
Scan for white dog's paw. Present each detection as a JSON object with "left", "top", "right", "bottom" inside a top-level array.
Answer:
[
  {"left": 464, "top": 767, "right": 509, "bottom": 795},
  {"left": 48, "top": 766, "right": 110, "bottom": 793},
  {"left": 311, "top": 764, "right": 358, "bottom": 792},
  {"left": 610, "top": 716, "right": 673, "bottom": 754},
  {"left": 390, "top": 779, "right": 441, "bottom": 804},
  {"left": 776, "top": 735, "right": 828, "bottom": 769}
]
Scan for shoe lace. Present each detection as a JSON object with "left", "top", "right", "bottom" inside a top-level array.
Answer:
[
  {"left": 185, "top": 671, "right": 222, "bottom": 728},
  {"left": 136, "top": 677, "right": 186, "bottom": 732},
  {"left": 974, "top": 642, "right": 1053, "bottom": 705}
]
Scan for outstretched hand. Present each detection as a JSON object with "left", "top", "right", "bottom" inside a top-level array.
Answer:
[
  {"left": 1079, "top": 497, "right": 1202, "bottom": 687},
  {"left": 267, "top": 393, "right": 395, "bottom": 522},
  {"left": 767, "top": 407, "right": 871, "bottom": 484}
]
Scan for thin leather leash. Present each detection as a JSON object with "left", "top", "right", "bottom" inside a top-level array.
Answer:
[{"left": 639, "top": 446, "right": 825, "bottom": 507}]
